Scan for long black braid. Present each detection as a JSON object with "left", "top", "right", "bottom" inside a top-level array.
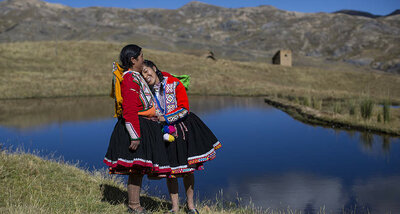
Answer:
[{"left": 143, "top": 60, "right": 164, "bottom": 95}]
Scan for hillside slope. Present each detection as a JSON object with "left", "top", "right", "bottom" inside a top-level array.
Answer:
[
  {"left": 0, "top": 0, "right": 399, "bottom": 72},
  {"left": 1, "top": 41, "right": 400, "bottom": 100}
]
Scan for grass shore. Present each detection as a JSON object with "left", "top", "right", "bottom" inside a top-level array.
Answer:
[
  {"left": 0, "top": 41, "right": 399, "bottom": 135},
  {"left": 0, "top": 150, "right": 130, "bottom": 214},
  {"left": 2, "top": 150, "right": 329, "bottom": 214},
  {"left": 264, "top": 96, "right": 400, "bottom": 137},
  {"left": 0, "top": 150, "right": 373, "bottom": 214},
  {"left": 0, "top": 150, "right": 212, "bottom": 214}
]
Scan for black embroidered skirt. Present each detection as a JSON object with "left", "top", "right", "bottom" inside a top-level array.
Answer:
[
  {"left": 165, "top": 112, "right": 221, "bottom": 176},
  {"left": 104, "top": 116, "right": 171, "bottom": 175}
]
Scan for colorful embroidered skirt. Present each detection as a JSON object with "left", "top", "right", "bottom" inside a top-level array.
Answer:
[
  {"left": 104, "top": 117, "right": 171, "bottom": 175},
  {"left": 165, "top": 112, "right": 222, "bottom": 176}
]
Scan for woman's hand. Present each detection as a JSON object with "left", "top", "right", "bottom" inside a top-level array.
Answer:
[
  {"left": 158, "top": 116, "right": 166, "bottom": 122},
  {"left": 129, "top": 140, "right": 140, "bottom": 150}
]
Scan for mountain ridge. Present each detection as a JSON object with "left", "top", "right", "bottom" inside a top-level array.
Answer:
[
  {"left": 0, "top": 0, "right": 399, "bottom": 73},
  {"left": 334, "top": 9, "right": 400, "bottom": 18}
]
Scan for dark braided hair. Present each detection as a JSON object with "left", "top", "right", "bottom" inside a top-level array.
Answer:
[
  {"left": 143, "top": 60, "right": 164, "bottom": 94},
  {"left": 119, "top": 44, "right": 142, "bottom": 71}
]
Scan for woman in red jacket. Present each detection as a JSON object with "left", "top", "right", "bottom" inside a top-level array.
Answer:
[
  {"left": 142, "top": 60, "right": 222, "bottom": 214},
  {"left": 104, "top": 45, "right": 171, "bottom": 213}
]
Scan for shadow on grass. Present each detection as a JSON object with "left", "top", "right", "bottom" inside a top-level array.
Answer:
[{"left": 100, "top": 184, "right": 172, "bottom": 211}]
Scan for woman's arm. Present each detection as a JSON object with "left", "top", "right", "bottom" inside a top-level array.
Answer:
[
  {"left": 122, "top": 74, "right": 142, "bottom": 141},
  {"left": 164, "top": 79, "right": 190, "bottom": 124}
]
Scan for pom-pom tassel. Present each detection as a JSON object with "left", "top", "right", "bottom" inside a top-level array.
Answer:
[
  {"left": 163, "top": 133, "right": 175, "bottom": 142},
  {"left": 163, "top": 125, "right": 177, "bottom": 134},
  {"left": 169, "top": 125, "right": 176, "bottom": 134}
]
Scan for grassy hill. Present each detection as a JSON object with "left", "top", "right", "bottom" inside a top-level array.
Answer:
[
  {"left": 0, "top": 150, "right": 284, "bottom": 213},
  {"left": 0, "top": 150, "right": 131, "bottom": 213},
  {"left": 0, "top": 41, "right": 399, "bottom": 135},
  {"left": 1, "top": 41, "right": 399, "bottom": 99}
]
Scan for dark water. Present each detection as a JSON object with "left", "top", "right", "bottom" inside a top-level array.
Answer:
[{"left": 1, "top": 96, "right": 399, "bottom": 213}]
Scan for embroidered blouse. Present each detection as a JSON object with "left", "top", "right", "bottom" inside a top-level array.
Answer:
[
  {"left": 121, "top": 70, "right": 154, "bottom": 140},
  {"left": 154, "top": 72, "right": 190, "bottom": 124}
]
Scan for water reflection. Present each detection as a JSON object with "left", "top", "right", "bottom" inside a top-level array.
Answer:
[
  {"left": 343, "top": 129, "right": 395, "bottom": 154},
  {"left": 382, "top": 135, "right": 391, "bottom": 151},
  {"left": 225, "top": 172, "right": 400, "bottom": 213},
  {"left": 225, "top": 172, "right": 346, "bottom": 212},
  {"left": 189, "top": 96, "right": 273, "bottom": 114},
  {"left": 353, "top": 132, "right": 396, "bottom": 156},
  {"left": 352, "top": 176, "right": 400, "bottom": 214},
  {"left": 0, "top": 97, "right": 113, "bottom": 129},
  {"left": 345, "top": 130, "right": 357, "bottom": 138},
  {"left": 360, "top": 132, "right": 374, "bottom": 149},
  {"left": 0, "top": 96, "right": 271, "bottom": 129}
]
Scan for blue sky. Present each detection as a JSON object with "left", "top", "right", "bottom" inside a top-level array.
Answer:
[{"left": 43, "top": 0, "right": 400, "bottom": 15}]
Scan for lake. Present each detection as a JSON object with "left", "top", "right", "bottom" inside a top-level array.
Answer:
[{"left": 0, "top": 96, "right": 399, "bottom": 213}]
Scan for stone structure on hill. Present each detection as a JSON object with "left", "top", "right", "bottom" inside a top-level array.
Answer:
[{"left": 272, "top": 50, "right": 292, "bottom": 67}]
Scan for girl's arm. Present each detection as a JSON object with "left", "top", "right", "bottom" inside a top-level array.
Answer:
[{"left": 164, "top": 79, "right": 190, "bottom": 124}]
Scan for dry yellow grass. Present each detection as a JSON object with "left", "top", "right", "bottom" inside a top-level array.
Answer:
[
  {"left": 0, "top": 41, "right": 399, "bottom": 134},
  {"left": 1, "top": 41, "right": 400, "bottom": 100}
]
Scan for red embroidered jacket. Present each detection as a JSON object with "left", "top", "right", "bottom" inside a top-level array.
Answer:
[
  {"left": 157, "top": 72, "right": 190, "bottom": 124},
  {"left": 121, "top": 70, "right": 154, "bottom": 140}
]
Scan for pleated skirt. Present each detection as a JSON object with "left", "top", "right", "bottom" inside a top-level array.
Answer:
[
  {"left": 104, "top": 116, "right": 171, "bottom": 175},
  {"left": 165, "top": 112, "right": 222, "bottom": 176}
]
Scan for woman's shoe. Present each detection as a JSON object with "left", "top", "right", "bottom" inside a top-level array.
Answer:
[
  {"left": 186, "top": 208, "right": 199, "bottom": 214},
  {"left": 127, "top": 206, "right": 148, "bottom": 214},
  {"left": 164, "top": 209, "right": 177, "bottom": 213}
]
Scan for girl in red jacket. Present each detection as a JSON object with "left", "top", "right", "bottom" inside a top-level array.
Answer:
[{"left": 142, "top": 60, "right": 221, "bottom": 214}]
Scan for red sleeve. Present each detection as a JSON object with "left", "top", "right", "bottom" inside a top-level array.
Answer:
[
  {"left": 121, "top": 74, "right": 141, "bottom": 140},
  {"left": 164, "top": 78, "right": 190, "bottom": 124},
  {"left": 175, "top": 80, "right": 189, "bottom": 111}
]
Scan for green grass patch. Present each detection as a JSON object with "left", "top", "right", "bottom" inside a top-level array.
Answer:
[
  {"left": 360, "top": 99, "right": 374, "bottom": 120},
  {"left": 383, "top": 101, "right": 391, "bottom": 123},
  {"left": 0, "top": 150, "right": 129, "bottom": 214},
  {"left": 348, "top": 100, "right": 357, "bottom": 116}
]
